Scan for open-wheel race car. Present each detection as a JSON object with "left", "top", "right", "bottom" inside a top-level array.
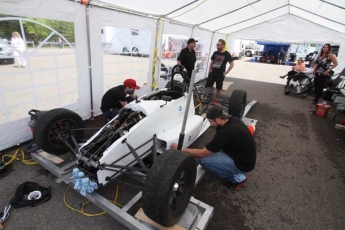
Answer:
[{"left": 32, "top": 65, "right": 249, "bottom": 227}]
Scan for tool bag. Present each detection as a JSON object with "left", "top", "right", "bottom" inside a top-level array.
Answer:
[{"left": 9, "top": 182, "right": 51, "bottom": 208}]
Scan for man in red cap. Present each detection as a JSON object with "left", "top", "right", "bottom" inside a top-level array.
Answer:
[{"left": 100, "top": 79, "right": 140, "bottom": 123}]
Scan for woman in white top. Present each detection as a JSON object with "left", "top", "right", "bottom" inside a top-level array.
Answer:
[{"left": 10, "top": 31, "right": 26, "bottom": 68}]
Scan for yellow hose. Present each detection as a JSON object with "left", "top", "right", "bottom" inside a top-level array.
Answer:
[
  {"left": 2, "top": 148, "right": 37, "bottom": 166},
  {"left": 63, "top": 178, "right": 123, "bottom": 217}
]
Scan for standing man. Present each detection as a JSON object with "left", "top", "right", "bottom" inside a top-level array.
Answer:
[
  {"left": 100, "top": 79, "right": 140, "bottom": 123},
  {"left": 171, "top": 107, "right": 256, "bottom": 191},
  {"left": 177, "top": 38, "right": 198, "bottom": 81},
  {"left": 207, "top": 39, "right": 234, "bottom": 105}
]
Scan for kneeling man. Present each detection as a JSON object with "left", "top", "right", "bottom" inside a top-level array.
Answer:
[{"left": 171, "top": 107, "right": 256, "bottom": 190}]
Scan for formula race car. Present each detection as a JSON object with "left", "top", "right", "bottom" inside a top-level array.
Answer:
[{"left": 32, "top": 65, "right": 248, "bottom": 227}]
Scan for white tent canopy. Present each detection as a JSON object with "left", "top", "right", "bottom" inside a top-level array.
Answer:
[
  {"left": 93, "top": 0, "right": 345, "bottom": 34},
  {"left": 0, "top": 0, "right": 344, "bottom": 150}
]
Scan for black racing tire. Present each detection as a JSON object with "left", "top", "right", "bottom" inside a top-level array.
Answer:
[
  {"left": 142, "top": 149, "right": 196, "bottom": 227},
  {"left": 33, "top": 108, "right": 84, "bottom": 155},
  {"left": 228, "top": 90, "right": 247, "bottom": 119}
]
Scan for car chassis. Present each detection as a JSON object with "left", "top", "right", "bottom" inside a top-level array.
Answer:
[{"left": 31, "top": 65, "right": 257, "bottom": 229}]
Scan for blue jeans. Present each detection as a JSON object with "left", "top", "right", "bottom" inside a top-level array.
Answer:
[{"left": 199, "top": 151, "right": 246, "bottom": 183}]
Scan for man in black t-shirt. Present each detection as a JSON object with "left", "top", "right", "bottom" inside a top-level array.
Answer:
[
  {"left": 100, "top": 79, "right": 140, "bottom": 123},
  {"left": 177, "top": 38, "right": 198, "bottom": 81},
  {"left": 206, "top": 39, "right": 234, "bottom": 105},
  {"left": 171, "top": 107, "right": 256, "bottom": 190}
]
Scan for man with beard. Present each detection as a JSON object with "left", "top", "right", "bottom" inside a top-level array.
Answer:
[
  {"left": 171, "top": 107, "right": 256, "bottom": 191},
  {"left": 206, "top": 39, "right": 234, "bottom": 105}
]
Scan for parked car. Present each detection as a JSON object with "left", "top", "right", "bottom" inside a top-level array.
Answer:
[{"left": 0, "top": 39, "right": 14, "bottom": 64}]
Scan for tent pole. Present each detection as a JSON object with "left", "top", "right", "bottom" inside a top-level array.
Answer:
[
  {"left": 191, "top": 25, "right": 196, "bottom": 37},
  {"left": 290, "top": 4, "right": 345, "bottom": 26},
  {"left": 214, "top": 4, "right": 288, "bottom": 32},
  {"left": 164, "top": 0, "right": 199, "bottom": 17},
  {"left": 320, "top": 0, "right": 345, "bottom": 10},
  {"left": 196, "top": 0, "right": 261, "bottom": 26},
  {"left": 150, "top": 18, "right": 163, "bottom": 91},
  {"left": 177, "top": 69, "right": 197, "bottom": 150},
  {"left": 86, "top": 5, "right": 94, "bottom": 119}
]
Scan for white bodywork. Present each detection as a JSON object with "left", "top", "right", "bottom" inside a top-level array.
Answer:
[{"left": 80, "top": 90, "right": 210, "bottom": 185}]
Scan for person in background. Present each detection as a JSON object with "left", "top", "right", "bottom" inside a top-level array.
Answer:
[
  {"left": 100, "top": 79, "right": 140, "bottom": 123},
  {"left": 280, "top": 57, "right": 306, "bottom": 80},
  {"left": 171, "top": 106, "right": 256, "bottom": 191},
  {"left": 206, "top": 39, "right": 234, "bottom": 105},
  {"left": 278, "top": 47, "right": 285, "bottom": 65},
  {"left": 177, "top": 38, "right": 198, "bottom": 81},
  {"left": 58, "top": 36, "right": 63, "bottom": 49},
  {"left": 10, "top": 31, "right": 26, "bottom": 68},
  {"left": 310, "top": 43, "right": 338, "bottom": 105}
]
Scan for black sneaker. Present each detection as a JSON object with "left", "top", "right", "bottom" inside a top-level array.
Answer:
[{"left": 223, "top": 179, "right": 247, "bottom": 191}]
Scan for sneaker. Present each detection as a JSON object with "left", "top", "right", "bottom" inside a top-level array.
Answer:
[
  {"left": 223, "top": 179, "right": 246, "bottom": 191},
  {"left": 212, "top": 100, "right": 218, "bottom": 105}
]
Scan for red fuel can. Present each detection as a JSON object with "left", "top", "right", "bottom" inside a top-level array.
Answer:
[{"left": 314, "top": 103, "right": 331, "bottom": 117}]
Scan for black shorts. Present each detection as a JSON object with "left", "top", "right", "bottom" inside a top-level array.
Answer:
[{"left": 206, "top": 72, "right": 225, "bottom": 90}]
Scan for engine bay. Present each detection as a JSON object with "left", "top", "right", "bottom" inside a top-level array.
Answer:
[{"left": 78, "top": 108, "right": 146, "bottom": 170}]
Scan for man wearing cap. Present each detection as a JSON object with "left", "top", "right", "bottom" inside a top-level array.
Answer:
[
  {"left": 177, "top": 38, "right": 198, "bottom": 81},
  {"left": 100, "top": 79, "right": 140, "bottom": 123},
  {"left": 171, "top": 107, "right": 256, "bottom": 190}
]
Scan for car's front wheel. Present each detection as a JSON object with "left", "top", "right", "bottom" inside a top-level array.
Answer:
[
  {"left": 228, "top": 90, "right": 247, "bottom": 119},
  {"left": 142, "top": 150, "right": 196, "bottom": 227},
  {"left": 33, "top": 108, "right": 84, "bottom": 155}
]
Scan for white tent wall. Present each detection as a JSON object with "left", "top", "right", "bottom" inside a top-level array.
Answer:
[
  {"left": 0, "top": 0, "right": 90, "bottom": 150},
  {"left": 157, "top": 22, "right": 192, "bottom": 89},
  {"left": 191, "top": 27, "right": 213, "bottom": 82},
  {"left": 88, "top": 7, "right": 157, "bottom": 115},
  {"left": 226, "top": 14, "right": 345, "bottom": 72}
]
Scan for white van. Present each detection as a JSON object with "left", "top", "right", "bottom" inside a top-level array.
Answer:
[{"left": 101, "top": 27, "right": 151, "bottom": 56}]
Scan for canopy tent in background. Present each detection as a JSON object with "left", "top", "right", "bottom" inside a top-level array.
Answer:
[
  {"left": 256, "top": 41, "right": 290, "bottom": 57},
  {"left": 0, "top": 0, "right": 345, "bottom": 150},
  {"left": 226, "top": 14, "right": 345, "bottom": 71}
]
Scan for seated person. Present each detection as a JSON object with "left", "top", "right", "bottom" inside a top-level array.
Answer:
[
  {"left": 100, "top": 79, "right": 140, "bottom": 123},
  {"left": 302, "top": 61, "right": 317, "bottom": 79},
  {"left": 280, "top": 58, "right": 306, "bottom": 80}
]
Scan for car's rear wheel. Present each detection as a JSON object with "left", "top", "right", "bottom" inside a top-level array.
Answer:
[
  {"left": 228, "top": 90, "right": 247, "bottom": 119},
  {"left": 33, "top": 108, "right": 84, "bottom": 155},
  {"left": 142, "top": 150, "right": 196, "bottom": 227}
]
